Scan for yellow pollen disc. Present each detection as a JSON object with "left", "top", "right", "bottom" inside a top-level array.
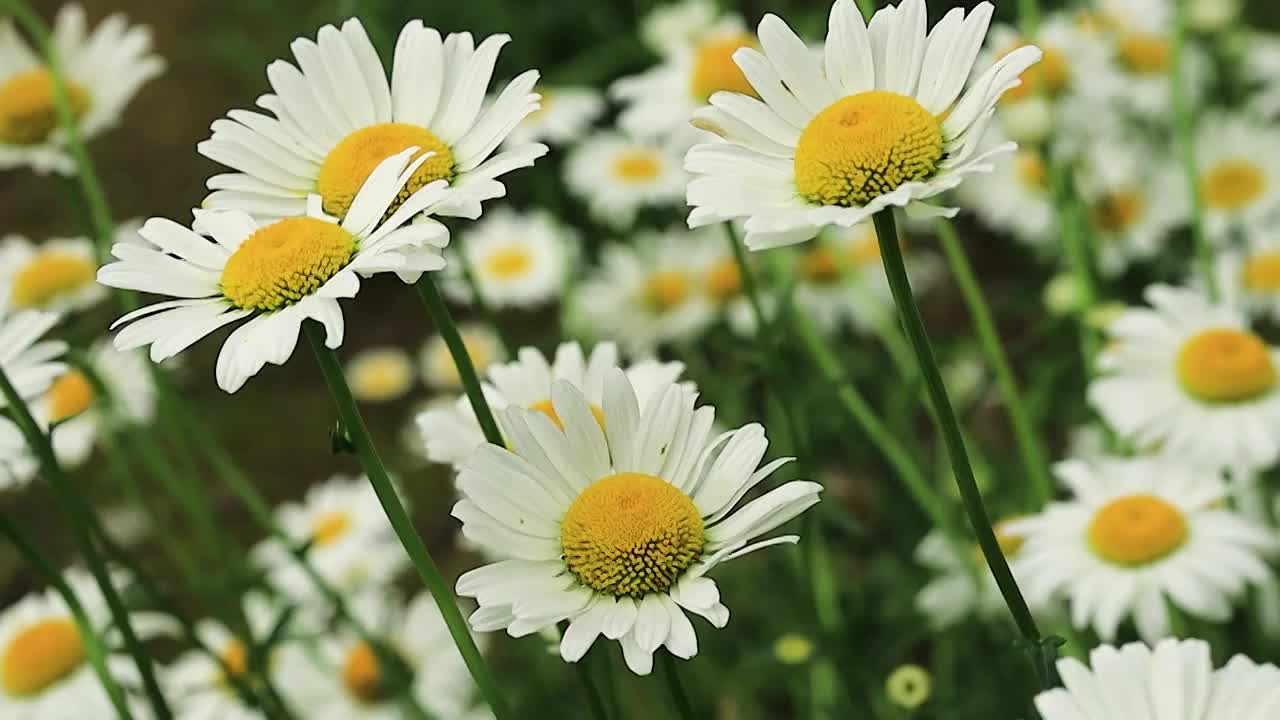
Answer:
[
  {"left": 612, "top": 150, "right": 663, "bottom": 183},
  {"left": 1243, "top": 252, "right": 1280, "bottom": 292},
  {"left": 529, "top": 398, "right": 606, "bottom": 431},
  {"left": 561, "top": 472, "right": 705, "bottom": 597},
  {"left": 342, "top": 642, "right": 388, "bottom": 705},
  {"left": 10, "top": 252, "right": 96, "bottom": 309},
  {"left": 1177, "top": 328, "right": 1276, "bottom": 403},
  {"left": 794, "top": 91, "right": 944, "bottom": 208},
  {"left": 1, "top": 618, "right": 86, "bottom": 696},
  {"left": 1089, "top": 190, "right": 1145, "bottom": 233},
  {"left": 1201, "top": 161, "right": 1267, "bottom": 212},
  {"left": 0, "top": 69, "right": 90, "bottom": 146},
  {"left": 215, "top": 639, "right": 249, "bottom": 688},
  {"left": 317, "top": 122, "right": 455, "bottom": 219},
  {"left": 705, "top": 258, "right": 743, "bottom": 302},
  {"left": 644, "top": 270, "right": 691, "bottom": 311},
  {"left": 1117, "top": 34, "right": 1172, "bottom": 74},
  {"left": 312, "top": 511, "right": 353, "bottom": 547},
  {"left": 1002, "top": 44, "right": 1069, "bottom": 102},
  {"left": 803, "top": 245, "right": 843, "bottom": 283},
  {"left": 220, "top": 217, "right": 355, "bottom": 312},
  {"left": 1088, "top": 494, "right": 1188, "bottom": 566},
  {"left": 482, "top": 244, "right": 535, "bottom": 280},
  {"left": 45, "top": 370, "right": 95, "bottom": 424},
  {"left": 690, "top": 33, "right": 759, "bottom": 101},
  {"left": 1015, "top": 150, "right": 1049, "bottom": 190}
]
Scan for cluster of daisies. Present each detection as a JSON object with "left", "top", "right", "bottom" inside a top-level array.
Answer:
[{"left": 4, "top": 0, "right": 1280, "bottom": 717}]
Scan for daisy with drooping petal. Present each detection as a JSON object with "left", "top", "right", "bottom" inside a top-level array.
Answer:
[
  {"left": 444, "top": 208, "right": 575, "bottom": 309},
  {"left": 417, "top": 340, "right": 685, "bottom": 468},
  {"left": 97, "top": 149, "right": 451, "bottom": 393},
  {"left": 955, "top": 135, "right": 1055, "bottom": 249},
  {"left": 287, "top": 591, "right": 493, "bottom": 720},
  {"left": 0, "top": 236, "right": 105, "bottom": 313},
  {"left": 420, "top": 324, "right": 505, "bottom": 391},
  {"left": 1035, "top": 638, "right": 1280, "bottom": 720},
  {"left": 684, "top": 0, "right": 1043, "bottom": 250},
  {"left": 36, "top": 341, "right": 154, "bottom": 469},
  {"left": 913, "top": 519, "right": 1033, "bottom": 629},
  {"left": 1194, "top": 113, "right": 1280, "bottom": 245},
  {"left": 0, "top": 4, "right": 163, "bottom": 175},
  {"left": 564, "top": 132, "right": 686, "bottom": 229},
  {"left": 1088, "top": 284, "right": 1280, "bottom": 470},
  {"left": 569, "top": 228, "right": 718, "bottom": 353},
  {"left": 454, "top": 369, "right": 822, "bottom": 675},
  {"left": 504, "top": 85, "right": 603, "bottom": 147},
  {"left": 1013, "top": 456, "right": 1277, "bottom": 643},
  {"left": 346, "top": 346, "right": 416, "bottom": 403},
  {"left": 199, "top": 18, "right": 545, "bottom": 223},
  {"left": 252, "top": 475, "right": 409, "bottom": 603}
]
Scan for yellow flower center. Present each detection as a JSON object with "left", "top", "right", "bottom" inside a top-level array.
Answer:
[
  {"left": 1201, "top": 160, "right": 1267, "bottom": 212},
  {"left": 802, "top": 245, "right": 843, "bottom": 283},
  {"left": 0, "top": 69, "right": 90, "bottom": 146},
  {"left": 1015, "top": 150, "right": 1049, "bottom": 190},
  {"left": 1087, "top": 494, "right": 1188, "bottom": 566},
  {"left": 1, "top": 618, "right": 86, "bottom": 697},
  {"left": 317, "top": 123, "right": 455, "bottom": 219},
  {"left": 644, "top": 270, "right": 691, "bottom": 312},
  {"left": 612, "top": 150, "right": 663, "bottom": 183},
  {"left": 482, "top": 244, "right": 535, "bottom": 280},
  {"left": 214, "top": 638, "right": 250, "bottom": 689},
  {"left": 529, "top": 399, "right": 606, "bottom": 431},
  {"left": 705, "top": 258, "right": 743, "bottom": 302},
  {"left": 349, "top": 353, "right": 412, "bottom": 403},
  {"left": 1002, "top": 44, "right": 1069, "bottom": 102},
  {"left": 46, "top": 370, "right": 95, "bottom": 424},
  {"left": 1117, "top": 34, "right": 1172, "bottom": 74},
  {"left": 1088, "top": 190, "right": 1145, "bottom": 233},
  {"left": 341, "top": 642, "right": 389, "bottom": 705},
  {"left": 1177, "top": 328, "right": 1276, "bottom": 403},
  {"left": 1243, "top": 252, "right": 1280, "bottom": 292},
  {"left": 311, "top": 511, "right": 353, "bottom": 547},
  {"left": 794, "top": 91, "right": 944, "bottom": 208},
  {"left": 10, "top": 252, "right": 97, "bottom": 310},
  {"left": 220, "top": 217, "right": 355, "bottom": 312},
  {"left": 690, "top": 33, "right": 759, "bottom": 101},
  {"left": 561, "top": 472, "right": 705, "bottom": 597}
]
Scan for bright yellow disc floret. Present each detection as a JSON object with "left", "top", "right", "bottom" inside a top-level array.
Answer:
[
  {"left": 1177, "top": 328, "right": 1276, "bottom": 403},
  {"left": 1243, "top": 252, "right": 1280, "bottom": 292},
  {"left": 1088, "top": 494, "right": 1188, "bottom": 566},
  {"left": 220, "top": 217, "right": 356, "bottom": 312},
  {"left": 10, "top": 252, "right": 96, "bottom": 309},
  {"left": 317, "top": 123, "right": 455, "bottom": 219},
  {"left": 0, "top": 69, "right": 90, "bottom": 146},
  {"left": 1201, "top": 160, "right": 1267, "bottom": 212},
  {"left": 46, "top": 370, "right": 95, "bottom": 424},
  {"left": 690, "top": 33, "right": 759, "bottom": 101},
  {"left": 1, "top": 618, "right": 86, "bottom": 696}
]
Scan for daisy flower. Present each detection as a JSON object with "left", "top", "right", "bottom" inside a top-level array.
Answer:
[
  {"left": 1013, "top": 456, "right": 1277, "bottom": 643},
  {"left": 416, "top": 340, "right": 685, "bottom": 468},
  {"left": 1214, "top": 232, "right": 1280, "bottom": 324},
  {"left": 1035, "top": 638, "right": 1280, "bottom": 719},
  {"left": 684, "top": 0, "right": 1043, "bottom": 250},
  {"left": 913, "top": 519, "right": 1032, "bottom": 629},
  {"left": 640, "top": 0, "right": 731, "bottom": 58},
  {"left": 0, "top": 308, "right": 68, "bottom": 405},
  {"left": 97, "top": 148, "right": 451, "bottom": 393},
  {"left": 1194, "top": 113, "right": 1280, "bottom": 245},
  {"left": 0, "top": 235, "right": 105, "bottom": 313},
  {"left": 199, "top": 18, "right": 544, "bottom": 223},
  {"left": 0, "top": 4, "right": 163, "bottom": 174},
  {"left": 454, "top": 369, "right": 822, "bottom": 675},
  {"left": 420, "top": 324, "right": 505, "bottom": 391},
  {"left": 564, "top": 132, "right": 686, "bottom": 229},
  {"left": 287, "top": 591, "right": 492, "bottom": 719},
  {"left": 444, "top": 208, "right": 575, "bottom": 309},
  {"left": 1075, "top": 138, "right": 1186, "bottom": 277},
  {"left": 252, "top": 475, "right": 409, "bottom": 603},
  {"left": 1088, "top": 284, "right": 1280, "bottom": 470},
  {"left": 504, "top": 85, "right": 603, "bottom": 147},
  {"left": 36, "top": 341, "right": 154, "bottom": 469},
  {"left": 955, "top": 136, "right": 1054, "bottom": 249},
  {"left": 569, "top": 229, "right": 719, "bottom": 353},
  {"left": 976, "top": 15, "right": 1089, "bottom": 145},
  {"left": 346, "top": 346, "right": 415, "bottom": 403}
]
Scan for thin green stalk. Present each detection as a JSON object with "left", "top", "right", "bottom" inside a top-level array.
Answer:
[
  {"left": 1018, "top": 0, "right": 1041, "bottom": 38},
  {"left": 0, "top": 367, "right": 173, "bottom": 719},
  {"left": 1172, "top": 0, "right": 1215, "bottom": 299},
  {"left": 303, "top": 322, "right": 512, "bottom": 720},
  {"left": 934, "top": 220, "right": 1052, "bottom": 506},
  {"left": 0, "top": 514, "right": 134, "bottom": 719},
  {"left": 414, "top": 276, "right": 504, "bottom": 445},
  {"left": 659, "top": 651, "right": 696, "bottom": 720},
  {"left": 1050, "top": 164, "right": 1101, "bottom": 370},
  {"left": 871, "top": 210, "right": 1051, "bottom": 689},
  {"left": 723, "top": 223, "right": 767, "bottom": 329}
]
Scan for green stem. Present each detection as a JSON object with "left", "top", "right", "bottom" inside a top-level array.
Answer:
[
  {"left": 1050, "top": 163, "right": 1101, "bottom": 371},
  {"left": 0, "top": 514, "right": 134, "bottom": 719},
  {"left": 0, "top": 367, "right": 173, "bottom": 719},
  {"left": 1172, "top": 0, "right": 1215, "bottom": 299},
  {"left": 871, "top": 210, "right": 1049, "bottom": 688},
  {"left": 414, "top": 276, "right": 504, "bottom": 446},
  {"left": 659, "top": 651, "right": 696, "bottom": 720},
  {"left": 1018, "top": 0, "right": 1041, "bottom": 37},
  {"left": 723, "top": 223, "right": 766, "bottom": 329},
  {"left": 303, "top": 322, "right": 512, "bottom": 719},
  {"left": 934, "top": 220, "right": 1052, "bottom": 506}
]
